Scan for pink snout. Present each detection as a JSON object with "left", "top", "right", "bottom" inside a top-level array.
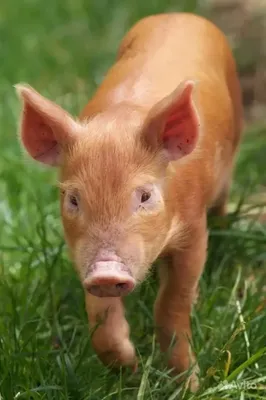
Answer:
[{"left": 83, "top": 261, "right": 135, "bottom": 297}]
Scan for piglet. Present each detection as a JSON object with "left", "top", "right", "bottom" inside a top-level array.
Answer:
[{"left": 16, "top": 12, "right": 243, "bottom": 391}]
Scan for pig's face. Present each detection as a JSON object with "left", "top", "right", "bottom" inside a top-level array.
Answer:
[
  {"left": 16, "top": 80, "right": 200, "bottom": 297},
  {"left": 59, "top": 111, "right": 171, "bottom": 296}
]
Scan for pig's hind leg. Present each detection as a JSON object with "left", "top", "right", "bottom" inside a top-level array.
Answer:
[
  {"left": 154, "top": 217, "right": 208, "bottom": 392},
  {"left": 85, "top": 293, "right": 137, "bottom": 370}
]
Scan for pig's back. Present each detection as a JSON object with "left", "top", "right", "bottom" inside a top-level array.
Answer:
[
  {"left": 116, "top": 13, "right": 229, "bottom": 99},
  {"left": 83, "top": 13, "right": 239, "bottom": 126}
]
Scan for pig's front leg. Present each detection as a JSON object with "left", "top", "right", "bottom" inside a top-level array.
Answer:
[
  {"left": 154, "top": 219, "right": 208, "bottom": 392},
  {"left": 85, "top": 293, "right": 137, "bottom": 370}
]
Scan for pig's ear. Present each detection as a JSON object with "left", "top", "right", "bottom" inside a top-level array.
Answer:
[
  {"left": 143, "top": 80, "right": 200, "bottom": 161},
  {"left": 15, "top": 84, "right": 79, "bottom": 166}
]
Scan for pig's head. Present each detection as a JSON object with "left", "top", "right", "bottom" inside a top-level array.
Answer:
[{"left": 16, "top": 80, "right": 200, "bottom": 297}]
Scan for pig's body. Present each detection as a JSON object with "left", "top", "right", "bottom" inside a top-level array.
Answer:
[{"left": 16, "top": 13, "right": 243, "bottom": 392}]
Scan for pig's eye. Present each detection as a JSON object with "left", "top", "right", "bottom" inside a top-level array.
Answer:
[
  {"left": 141, "top": 191, "right": 151, "bottom": 203},
  {"left": 131, "top": 183, "right": 162, "bottom": 213},
  {"left": 65, "top": 192, "right": 79, "bottom": 213},
  {"left": 69, "top": 195, "right": 78, "bottom": 207}
]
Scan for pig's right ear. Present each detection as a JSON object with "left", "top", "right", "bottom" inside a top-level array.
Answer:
[{"left": 15, "top": 84, "right": 79, "bottom": 166}]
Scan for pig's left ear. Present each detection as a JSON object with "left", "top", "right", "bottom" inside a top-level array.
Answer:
[
  {"left": 142, "top": 80, "right": 200, "bottom": 161},
  {"left": 15, "top": 84, "right": 80, "bottom": 166}
]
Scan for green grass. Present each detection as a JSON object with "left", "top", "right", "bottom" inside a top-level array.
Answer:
[{"left": 1, "top": 0, "right": 266, "bottom": 399}]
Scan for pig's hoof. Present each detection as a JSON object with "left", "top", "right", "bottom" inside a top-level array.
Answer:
[
  {"left": 96, "top": 339, "right": 137, "bottom": 370},
  {"left": 170, "top": 360, "right": 200, "bottom": 393},
  {"left": 185, "top": 364, "right": 200, "bottom": 393},
  {"left": 188, "top": 371, "right": 200, "bottom": 392}
]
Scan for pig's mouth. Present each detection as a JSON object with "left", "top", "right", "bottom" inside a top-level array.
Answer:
[{"left": 83, "top": 261, "right": 136, "bottom": 297}]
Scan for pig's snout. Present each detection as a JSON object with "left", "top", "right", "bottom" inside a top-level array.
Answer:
[{"left": 84, "top": 261, "right": 135, "bottom": 297}]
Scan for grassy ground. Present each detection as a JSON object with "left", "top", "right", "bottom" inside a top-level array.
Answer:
[{"left": 0, "top": 0, "right": 266, "bottom": 399}]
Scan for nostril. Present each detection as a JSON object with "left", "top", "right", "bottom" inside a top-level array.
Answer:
[
  {"left": 116, "top": 282, "right": 128, "bottom": 290},
  {"left": 88, "top": 285, "right": 100, "bottom": 296}
]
